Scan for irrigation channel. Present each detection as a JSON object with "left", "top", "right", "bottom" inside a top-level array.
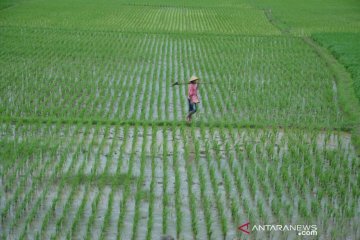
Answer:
[{"left": 0, "top": 123, "right": 358, "bottom": 239}]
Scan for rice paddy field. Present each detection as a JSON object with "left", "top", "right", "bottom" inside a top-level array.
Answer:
[{"left": 0, "top": 0, "right": 359, "bottom": 240}]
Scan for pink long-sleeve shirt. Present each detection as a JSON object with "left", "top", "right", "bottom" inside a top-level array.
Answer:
[{"left": 188, "top": 83, "right": 199, "bottom": 103}]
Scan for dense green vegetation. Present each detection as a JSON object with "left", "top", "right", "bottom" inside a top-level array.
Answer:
[
  {"left": 0, "top": 0, "right": 278, "bottom": 35},
  {"left": 0, "top": 0, "right": 359, "bottom": 239},
  {"left": 0, "top": 0, "right": 19, "bottom": 10},
  {"left": 251, "top": 0, "right": 360, "bottom": 35},
  {"left": 313, "top": 33, "right": 360, "bottom": 102}
]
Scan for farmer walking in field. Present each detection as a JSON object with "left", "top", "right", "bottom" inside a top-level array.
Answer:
[{"left": 186, "top": 76, "right": 200, "bottom": 123}]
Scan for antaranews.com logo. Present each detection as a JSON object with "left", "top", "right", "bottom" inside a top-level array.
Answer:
[{"left": 238, "top": 222, "right": 317, "bottom": 236}]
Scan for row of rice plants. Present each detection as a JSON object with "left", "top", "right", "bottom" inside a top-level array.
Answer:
[
  {"left": 290, "top": 130, "right": 350, "bottom": 234},
  {"left": 0, "top": 123, "right": 31, "bottom": 178},
  {"left": 0, "top": 29, "right": 344, "bottom": 128},
  {"left": 21, "top": 145, "right": 89, "bottom": 239},
  {"left": 4, "top": 155, "right": 47, "bottom": 237},
  {"left": 130, "top": 125, "right": 149, "bottom": 240},
  {"left": 172, "top": 128, "right": 190, "bottom": 238},
  {"left": 23, "top": 126, "right": 81, "bottom": 236},
  {"left": 17, "top": 124, "right": 100, "bottom": 238},
  {"left": 38, "top": 180, "right": 66, "bottom": 239},
  {"left": 82, "top": 187, "right": 103, "bottom": 240},
  {"left": 1, "top": 123, "right": 358, "bottom": 238},
  {"left": 215, "top": 128, "right": 246, "bottom": 226},
  {"left": 96, "top": 127, "right": 120, "bottom": 238},
  {"left": 179, "top": 127, "right": 201, "bottom": 238},
  {"left": 145, "top": 126, "right": 157, "bottom": 239},
  {"left": 0, "top": 3, "right": 280, "bottom": 35},
  {"left": 198, "top": 126, "right": 352, "bottom": 238},
  {"left": 92, "top": 126, "right": 110, "bottom": 176},
  {"left": 0, "top": 123, "right": 56, "bottom": 199},
  {"left": 47, "top": 125, "right": 89, "bottom": 239},
  {"left": 161, "top": 127, "right": 170, "bottom": 235},
  {"left": 61, "top": 126, "right": 96, "bottom": 239},
  {"left": 194, "top": 35, "right": 341, "bottom": 126},
  {"left": 115, "top": 125, "right": 134, "bottom": 239},
  {"left": 205, "top": 126, "right": 268, "bottom": 231},
  {"left": 36, "top": 125, "right": 87, "bottom": 238},
  {"left": 117, "top": 125, "right": 140, "bottom": 239},
  {"left": 0, "top": 124, "right": 74, "bottom": 238},
  {"left": 68, "top": 185, "right": 90, "bottom": 239},
  {"left": 192, "top": 127, "right": 231, "bottom": 239},
  {"left": 181, "top": 124, "right": 234, "bottom": 239},
  {"left": 82, "top": 126, "right": 116, "bottom": 239}
]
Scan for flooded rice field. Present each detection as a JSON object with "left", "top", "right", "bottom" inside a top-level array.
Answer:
[{"left": 0, "top": 123, "right": 358, "bottom": 239}]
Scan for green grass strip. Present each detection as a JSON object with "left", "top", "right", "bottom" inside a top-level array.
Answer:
[
  {"left": 304, "top": 36, "right": 360, "bottom": 153},
  {"left": 0, "top": 116, "right": 353, "bottom": 132}
]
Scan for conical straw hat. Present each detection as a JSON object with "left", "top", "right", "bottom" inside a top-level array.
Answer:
[{"left": 189, "top": 76, "right": 199, "bottom": 82}]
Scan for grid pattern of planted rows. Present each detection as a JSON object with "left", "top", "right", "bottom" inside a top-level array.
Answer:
[
  {"left": 0, "top": 124, "right": 358, "bottom": 239},
  {"left": 0, "top": 28, "right": 342, "bottom": 127},
  {"left": 91, "top": 0, "right": 249, "bottom": 8},
  {"left": 0, "top": 3, "right": 279, "bottom": 35}
]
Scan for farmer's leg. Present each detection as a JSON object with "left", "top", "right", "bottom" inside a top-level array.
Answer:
[
  {"left": 188, "top": 99, "right": 192, "bottom": 113},
  {"left": 188, "top": 103, "right": 197, "bottom": 118},
  {"left": 187, "top": 99, "right": 193, "bottom": 121}
]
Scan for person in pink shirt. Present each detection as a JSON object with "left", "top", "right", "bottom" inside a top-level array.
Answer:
[{"left": 186, "top": 76, "right": 200, "bottom": 123}]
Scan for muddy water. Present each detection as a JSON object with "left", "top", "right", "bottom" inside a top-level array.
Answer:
[
  {"left": 74, "top": 187, "right": 98, "bottom": 239},
  {"left": 117, "top": 64, "right": 132, "bottom": 119},
  {"left": 151, "top": 129, "right": 164, "bottom": 238},
  {"left": 107, "top": 127, "right": 124, "bottom": 175},
  {"left": 171, "top": 40, "right": 180, "bottom": 121},
  {"left": 182, "top": 127, "right": 209, "bottom": 239},
  {"left": 96, "top": 127, "right": 115, "bottom": 174},
  {"left": 119, "top": 127, "right": 135, "bottom": 174},
  {"left": 59, "top": 186, "right": 87, "bottom": 239},
  {"left": 199, "top": 129, "right": 242, "bottom": 239},
  {"left": 28, "top": 188, "right": 58, "bottom": 238},
  {"left": 164, "top": 128, "right": 176, "bottom": 238},
  {"left": 214, "top": 128, "right": 276, "bottom": 223},
  {"left": 90, "top": 186, "right": 111, "bottom": 239},
  {"left": 83, "top": 127, "right": 104, "bottom": 174},
  {"left": 132, "top": 127, "right": 144, "bottom": 178},
  {"left": 105, "top": 189, "right": 122, "bottom": 238},
  {"left": 43, "top": 185, "right": 72, "bottom": 238},
  {"left": 173, "top": 129, "right": 192, "bottom": 239}
]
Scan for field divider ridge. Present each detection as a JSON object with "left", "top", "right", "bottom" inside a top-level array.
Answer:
[
  {"left": 302, "top": 36, "right": 360, "bottom": 153},
  {"left": 0, "top": 25, "right": 285, "bottom": 38},
  {"left": 0, "top": 116, "right": 353, "bottom": 133}
]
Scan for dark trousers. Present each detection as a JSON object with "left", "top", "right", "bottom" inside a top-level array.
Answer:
[{"left": 188, "top": 99, "right": 197, "bottom": 116}]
